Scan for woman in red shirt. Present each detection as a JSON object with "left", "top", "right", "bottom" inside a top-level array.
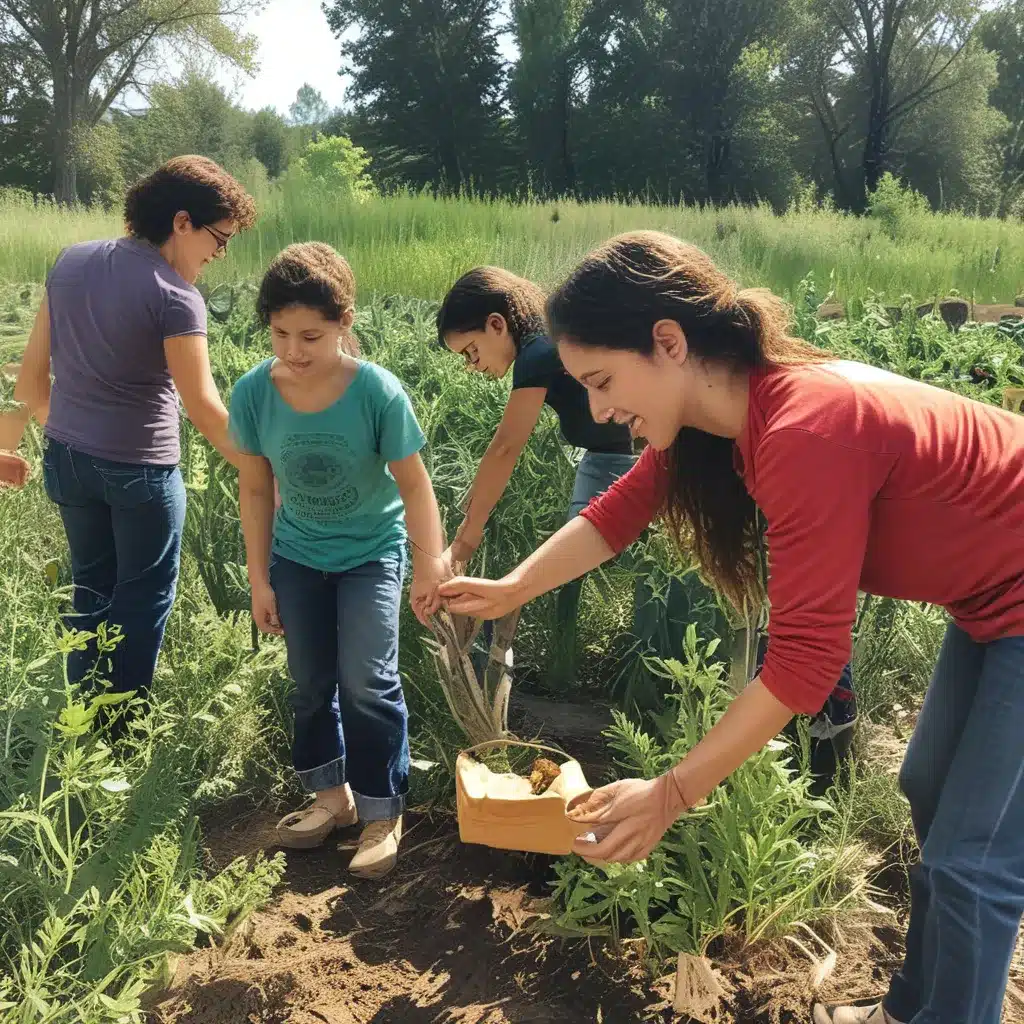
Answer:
[{"left": 438, "top": 230, "right": 1024, "bottom": 1024}]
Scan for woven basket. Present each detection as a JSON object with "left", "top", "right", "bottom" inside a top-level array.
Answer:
[{"left": 456, "top": 739, "right": 593, "bottom": 856}]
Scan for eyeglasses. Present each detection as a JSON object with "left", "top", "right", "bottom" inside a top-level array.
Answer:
[{"left": 201, "top": 224, "right": 232, "bottom": 258}]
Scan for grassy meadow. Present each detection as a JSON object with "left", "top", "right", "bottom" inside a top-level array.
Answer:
[
  {"left": 2, "top": 189, "right": 1024, "bottom": 1021},
  {"left": 1, "top": 181, "right": 1024, "bottom": 305}
]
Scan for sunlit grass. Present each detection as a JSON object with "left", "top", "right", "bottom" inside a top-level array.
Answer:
[{"left": 2, "top": 184, "right": 1023, "bottom": 303}]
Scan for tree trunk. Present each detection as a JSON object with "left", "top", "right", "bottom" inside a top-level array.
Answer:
[
  {"left": 706, "top": 131, "right": 731, "bottom": 203},
  {"left": 556, "top": 60, "right": 576, "bottom": 195},
  {"left": 862, "top": 71, "right": 891, "bottom": 201},
  {"left": 51, "top": 73, "right": 78, "bottom": 205}
]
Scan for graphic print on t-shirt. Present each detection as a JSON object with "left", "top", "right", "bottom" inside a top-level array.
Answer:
[{"left": 279, "top": 431, "right": 358, "bottom": 521}]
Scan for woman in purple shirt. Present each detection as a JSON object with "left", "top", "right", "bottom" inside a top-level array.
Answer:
[{"left": 12, "top": 155, "right": 257, "bottom": 738}]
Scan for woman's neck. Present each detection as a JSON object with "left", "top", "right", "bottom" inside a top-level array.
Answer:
[
  {"left": 156, "top": 237, "right": 189, "bottom": 281},
  {"left": 683, "top": 362, "right": 750, "bottom": 440}
]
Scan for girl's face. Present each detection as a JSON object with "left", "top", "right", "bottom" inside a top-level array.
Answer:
[
  {"left": 444, "top": 313, "right": 517, "bottom": 379},
  {"left": 270, "top": 305, "right": 354, "bottom": 377},
  {"left": 557, "top": 322, "right": 691, "bottom": 451}
]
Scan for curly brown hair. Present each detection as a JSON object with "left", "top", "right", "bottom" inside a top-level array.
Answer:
[
  {"left": 436, "top": 266, "right": 547, "bottom": 349},
  {"left": 257, "top": 242, "right": 360, "bottom": 356},
  {"left": 123, "top": 155, "right": 258, "bottom": 246},
  {"left": 547, "top": 230, "right": 832, "bottom": 609}
]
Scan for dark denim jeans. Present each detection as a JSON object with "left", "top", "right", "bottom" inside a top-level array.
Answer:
[
  {"left": 42, "top": 438, "right": 185, "bottom": 721},
  {"left": 883, "top": 623, "right": 1024, "bottom": 1024},
  {"left": 269, "top": 553, "right": 409, "bottom": 821}
]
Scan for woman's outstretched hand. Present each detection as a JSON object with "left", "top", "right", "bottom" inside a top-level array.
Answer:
[
  {"left": 436, "top": 575, "right": 523, "bottom": 620},
  {"left": 0, "top": 450, "right": 30, "bottom": 489},
  {"left": 567, "top": 771, "right": 690, "bottom": 865}
]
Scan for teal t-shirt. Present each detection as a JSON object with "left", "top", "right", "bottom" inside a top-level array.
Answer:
[{"left": 228, "top": 358, "right": 426, "bottom": 573}]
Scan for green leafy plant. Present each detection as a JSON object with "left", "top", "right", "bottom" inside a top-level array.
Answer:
[{"left": 546, "top": 625, "right": 869, "bottom": 972}]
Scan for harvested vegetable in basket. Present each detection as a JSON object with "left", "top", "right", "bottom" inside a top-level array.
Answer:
[{"left": 528, "top": 757, "right": 561, "bottom": 795}]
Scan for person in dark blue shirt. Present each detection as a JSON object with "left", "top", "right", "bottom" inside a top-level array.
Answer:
[{"left": 437, "top": 266, "right": 638, "bottom": 686}]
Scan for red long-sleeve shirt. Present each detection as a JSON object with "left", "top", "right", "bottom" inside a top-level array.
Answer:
[{"left": 580, "top": 360, "right": 1024, "bottom": 715}]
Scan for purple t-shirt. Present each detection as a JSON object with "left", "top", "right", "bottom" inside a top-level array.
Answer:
[{"left": 44, "top": 237, "right": 208, "bottom": 465}]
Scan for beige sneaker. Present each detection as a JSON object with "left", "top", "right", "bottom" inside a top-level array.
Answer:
[
  {"left": 275, "top": 784, "right": 358, "bottom": 850},
  {"left": 813, "top": 1004, "right": 904, "bottom": 1024},
  {"left": 348, "top": 816, "right": 402, "bottom": 879}
]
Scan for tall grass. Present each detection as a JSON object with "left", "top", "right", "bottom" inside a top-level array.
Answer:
[{"left": 2, "top": 183, "right": 1023, "bottom": 303}]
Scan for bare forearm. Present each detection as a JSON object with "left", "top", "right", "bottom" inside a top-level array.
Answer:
[
  {"left": 240, "top": 486, "right": 275, "bottom": 585},
  {"left": 667, "top": 678, "right": 795, "bottom": 813},
  {"left": 13, "top": 380, "right": 49, "bottom": 428},
  {"left": 504, "top": 517, "right": 615, "bottom": 606},
  {"left": 0, "top": 406, "right": 32, "bottom": 452},
  {"left": 188, "top": 400, "right": 241, "bottom": 468},
  {"left": 459, "top": 443, "right": 519, "bottom": 536},
  {"left": 404, "top": 477, "right": 447, "bottom": 571}
]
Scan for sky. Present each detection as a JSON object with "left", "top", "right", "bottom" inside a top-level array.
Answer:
[
  {"left": 215, "top": 0, "right": 352, "bottom": 115},
  {"left": 214, "top": 0, "right": 518, "bottom": 117}
]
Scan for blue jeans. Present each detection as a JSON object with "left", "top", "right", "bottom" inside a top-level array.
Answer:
[
  {"left": 42, "top": 438, "right": 185, "bottom": 715},
  {"left": 884, "top": 623, "right": 1024, "bottom": 1024},
  {"left": 269, "top": 553, "right": 409, "bottom": 821}
]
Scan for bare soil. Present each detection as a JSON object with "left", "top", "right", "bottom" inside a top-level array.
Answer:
[
  {"left": 147, "top": 804, "right": 906, "bottom": 1024},
  {"left": 147, "top": 707, "right": 1024, "bottom": 1024}
]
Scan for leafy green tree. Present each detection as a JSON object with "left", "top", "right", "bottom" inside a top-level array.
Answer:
[
  {"left": 509, "top": 0, "right": 594, "bottom": 195},
  {"left": 0, "top": 37, "right": 50, "bottom": 192},
  {"left": 297, "top": 133, "right": 375, "bottom": 198},
  {"left": 978, "top": 0, "right": 1024, "bottom": 215},
  {"left": 116, "top": 69, "right": 251, "bottom": 183},
  {"left": 288, "top": 83, "right": 330, "bottom": 126},
  {"left": 895, "top": 44, "right": 1005, "bottom": 212},
  {"left": 554, "top": 0, "right": 795, "bottom": 203},
  {"left": 0, "top": 0, "right": 260, "bottom": 203},
  {"left": 788, "top": 0, "right": 985, "bottom": 208},
  {"left": 76, "top": 119, "right": 128, "bottom": 207},
  {"left": 249, "top": 107, "right": 293, "bottom": 178},
  {"left": 323, "top": 0, "right": 508, "bottom": 190}
]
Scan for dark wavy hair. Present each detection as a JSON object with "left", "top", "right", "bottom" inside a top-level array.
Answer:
[
  {"left": 547, "top": 230, "right": 831, "bottom": 608},
  {"left": 436, "top": 266, "right": 547, "bottom": 349},
  {"left": 257, "top": 242, "right": 360, "bottom": 356},
  {"left": 123, "top": 155, "right": 257, "bottom": 245}
]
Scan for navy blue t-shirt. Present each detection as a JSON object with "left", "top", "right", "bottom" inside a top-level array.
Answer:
[{"left": 511, "top": 334, "right": 633, "bottom": 455}]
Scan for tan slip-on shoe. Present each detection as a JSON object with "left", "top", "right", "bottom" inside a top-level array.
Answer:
[
  {"left": 348, "top": 815, "right": 402, "bottom": 878},
  {"left": 276, "top": 789, "right": 358, "bottom": 849}
]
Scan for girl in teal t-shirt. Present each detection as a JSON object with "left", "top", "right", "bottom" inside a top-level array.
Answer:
[{"left": 229, "top": 242, "right": 450, "bottom": 879}]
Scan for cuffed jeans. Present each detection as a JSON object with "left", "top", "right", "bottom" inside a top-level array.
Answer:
[
  {"left": 269, "top": 553, "right": 409, "bottom": 821},
  {"left": 42, "top": 438, "right": 185, "bottom": 725},
  {"left": 883, "top": 623, "right": 1024, "bottom": 1024}
]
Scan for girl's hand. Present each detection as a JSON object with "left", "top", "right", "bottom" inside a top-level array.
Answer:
[
  {"left": 251, "top": 579, "right": 284, "bottom": 635},
  {"left": 410, "top": 552, "right": 453, "bottom": 627},
  {"left": 437, "top": 575, "right": 523, "bottom": 620},
  {"left": 0, "top": 450, "right": 30, "bottom": 489},
  {"left": 567, "top": 772, "right": 689, "bottom": 865}
]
